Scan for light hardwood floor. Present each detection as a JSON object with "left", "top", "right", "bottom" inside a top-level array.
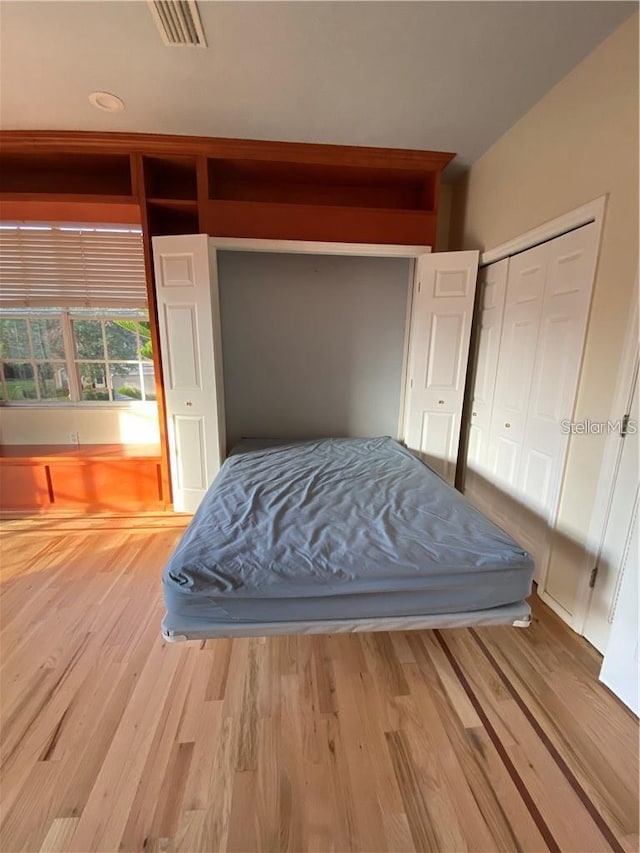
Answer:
[{"left": 0, "top": 515, "right": 638, "bottom": 853}]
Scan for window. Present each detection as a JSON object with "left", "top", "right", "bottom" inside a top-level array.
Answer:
[
  {"left": 0, "top": 222, "right": 154, "bottom": 405},
  {"left": 0, "top": 309, "right": 155, "bottom": 403}
]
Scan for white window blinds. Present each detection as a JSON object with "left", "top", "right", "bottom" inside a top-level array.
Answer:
[{"left": 0, "top": 223, "right": 148, "bottom": 308}]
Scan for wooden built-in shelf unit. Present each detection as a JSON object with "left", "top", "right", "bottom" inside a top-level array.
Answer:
[
  {"left": 0, "top": 131, "right": 455, "bottom": 508},
  {"left": 0, "top": 131, "right": 453, "bottom": 244},
  {"left": 0, "top": 445, "right": 163, "bottom": 512}
]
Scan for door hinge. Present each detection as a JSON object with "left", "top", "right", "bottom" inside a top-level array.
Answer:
[
  {"left": 410, "top": 378, "right": 414, "bottom": 388},
  {"left": 621, "top": 413, "right": 630, "bottom": 437},
  {"left": 418, "top": 281, "right": 421, "bottom": 293},
  {"left": 589, "top": 565, "right": 599, "bottom": 589}
]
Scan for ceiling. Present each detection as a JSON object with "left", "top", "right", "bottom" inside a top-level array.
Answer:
[{"left": 0, "top": 1, "right": 635, "bottom": 179}]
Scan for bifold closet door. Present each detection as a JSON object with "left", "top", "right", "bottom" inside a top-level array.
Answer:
[
  {"left": 465, "top": 258, "right": 508, "bottom": 506},
  {"left": 152, "top": 234, "right": 225, "bottom": 512},
  {"left": 516, "top": 223, "right": 599, "bottom": 572},
  {"left": 487, "top": 241, "right": 548, "bottom": 533},
  {"left": 469, "top": 222, "right": 599, "bottom": 581},
  {"left": 404, "top": 250, "right": 479, "bottom": 485}
]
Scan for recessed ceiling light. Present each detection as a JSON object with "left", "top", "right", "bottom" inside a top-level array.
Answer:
[{"left": 89, "top": 91, "right": 125, "bottom": 113}]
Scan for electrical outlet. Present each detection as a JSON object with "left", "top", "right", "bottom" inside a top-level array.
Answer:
[{"left": 69, "top": 431, "right": 79, "bottom": 445}]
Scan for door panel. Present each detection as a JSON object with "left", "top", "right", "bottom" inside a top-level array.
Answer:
[
  {"left": 532, "top": 315, "right": 574, "bottom": 420},
  {"left": 404, "top": 251, "right": 479, "bottom": 484},
  {"left": 467, "top": 423, "right": 482, "bottom": 478},
  {"left": 493, "top": 436, "right": 520, "bottom": 497},
  {"left": 502, "top": 320, "right": 539, "bottom": 412},
  {"left": 426, "top": 313, "right": 465, "bottom": 388},
  {"left": 420, "top": 411, "right": 456, "bottom": 482},
  {"left": 599, "top": 500, "right": 638, "bottom": 714},
  {"left": 520, "top": 448, "right": 554, "bottom": 514},
  {"left": 465, "top": 259, "right": 508, "bottom": 506},
  {"left": 164, "top": 304, "right": 201, "bottom": 389},
  {"left": 174, "top": 415, "right": 207, "bottom": 492},
  {"left": 158, "top": 252, "right": 195, "bottom": 287},
  {"left": 153, "top": 234, "right": 225, "bottom": 512},
  {"left": 433, "top": 268, "right": 470, "bottom": 297},
  {"left": 474, "top": 322, "right": 500, "bottom": 405},
  {"left": 523, "top": 223, "right": 599, "bottom": 582},
  {"left": 487, "top": 244, "right": 547, "bottom": 528},
  {"left": 584, "top": 367, "right": 639, "bottom": 656}
]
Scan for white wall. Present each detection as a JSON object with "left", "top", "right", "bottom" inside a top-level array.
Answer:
[
  {"left": 0, "top": 403, "right": 160, "bottom": 445},
  {"left": 217, "top": 251, "right": 410, "bottom": 449},
  {"left": 435, "top": 183, "right": 451, "bottom": 252},
  {"left": 450, "top": 14, "right": 639, "bottom": 616}
]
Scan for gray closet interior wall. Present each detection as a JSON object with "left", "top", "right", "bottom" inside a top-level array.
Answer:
[{"left": 217, "top": 251, "right": 410, "bottom": 448}]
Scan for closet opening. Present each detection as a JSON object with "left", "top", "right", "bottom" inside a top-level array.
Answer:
[{"left": 216, "top": 250, "right": 412, "bottom": 451}]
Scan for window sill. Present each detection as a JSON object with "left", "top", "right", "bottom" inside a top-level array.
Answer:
[{"left": 0, "top": 401, "right": 157, "bottom": 411}]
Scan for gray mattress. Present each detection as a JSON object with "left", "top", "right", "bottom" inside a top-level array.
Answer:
[{"left": 162, "top": 437, "right": 534, "bottom": 637}]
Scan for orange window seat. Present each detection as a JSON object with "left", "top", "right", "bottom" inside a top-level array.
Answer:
[{"left": 0, "top": 444, "right": 164, "bottom": 512}]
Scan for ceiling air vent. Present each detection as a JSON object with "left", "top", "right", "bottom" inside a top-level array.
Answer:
[{"left": 148, "top": 1, "right": 207, "bottom": 47}]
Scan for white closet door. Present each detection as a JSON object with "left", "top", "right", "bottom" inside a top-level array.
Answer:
[
  {"left": 473, "top": 223, "right": 599, "bottom": 583},
  {"left": 517, "top": 223, "right": 600, "bottom": 571},
  {"left": 487, "top": 242, "right": 547, "bottom": 532},
  {"left": 404, "top": 251, "right": 479, "bottom": 484},
  {"left": 152, "top": 234, "right": 225, "bottom": 512},
  {"left": 599, "top": 503, "right": 638, "bottom": 714},
  {"left": 584, "top": 367, "right": 638, "bottom": 655},
  {"left": 466, "top": 258, "right": 508, "bottom": 505}
]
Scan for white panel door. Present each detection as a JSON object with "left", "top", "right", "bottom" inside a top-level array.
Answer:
[
  {"left": 487, "top": 243, "right": 547, "bottom": 533},
  {"left": 584, "top": 367, "right": 639, "bottom": 655},
  {"left": 518, "top": 223, "right": 599, "bottom": 573},
  {"left": 466, "top": 258, "right": 508, "bottom": 506},
  {"left": 599, "top": 502, "right": 638, "bottom": 714},
  {"left": 152, "top": 234, "right": 225, "bottom": 512},
  {"left": 597, "top": 364, "right": 638, "bottom": 712},
  {"left": 404, "top": 251, "right": 479, "bottom": 484}
]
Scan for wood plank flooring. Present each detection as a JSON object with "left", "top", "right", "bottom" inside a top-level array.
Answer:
[{"left": 1, "top": 516, "right": 637, "bottom": 852}]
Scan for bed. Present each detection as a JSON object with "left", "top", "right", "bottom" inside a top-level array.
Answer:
[{"left": 161, "top": 437, "right": 534, "bottom": 641}]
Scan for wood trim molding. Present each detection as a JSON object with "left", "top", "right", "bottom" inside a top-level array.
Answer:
[
  {"left": 480, "top": 196, "right": 607, "bottom": 267},
  {"left": 0, "top": 130, "right": 455, "bottom": 171},
  {"left": 208, "top": 236, "right": 432, "bottom": 258},
  {"left": 0, "top": 198, "right": 140, "bottom": 224}
]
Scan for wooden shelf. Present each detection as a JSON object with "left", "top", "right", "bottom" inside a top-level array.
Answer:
[
  {"left": 203, "top": 199, "right": 437, "bottom": 245},
  {"left": 147, "top": 200, "right": 199, "bottom": 236},
  {"left": 0, "top": 192, "right": 137, "bottom": 205},
  {"left": 143, "top": 155, "right": 198, "bottom": 202},
  {"left": 0, "top": 151, "right": 133, "bottom": 196},
  {"left": 146, "top": 198, "right": 198, "bottom": 210},
  {"left": 208, "top": 157, "right": 437, "bottom": 211}
]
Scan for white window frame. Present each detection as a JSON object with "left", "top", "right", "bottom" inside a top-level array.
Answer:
[{"left": 0, "top": 308, "right": 155, "bottom": 407}]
